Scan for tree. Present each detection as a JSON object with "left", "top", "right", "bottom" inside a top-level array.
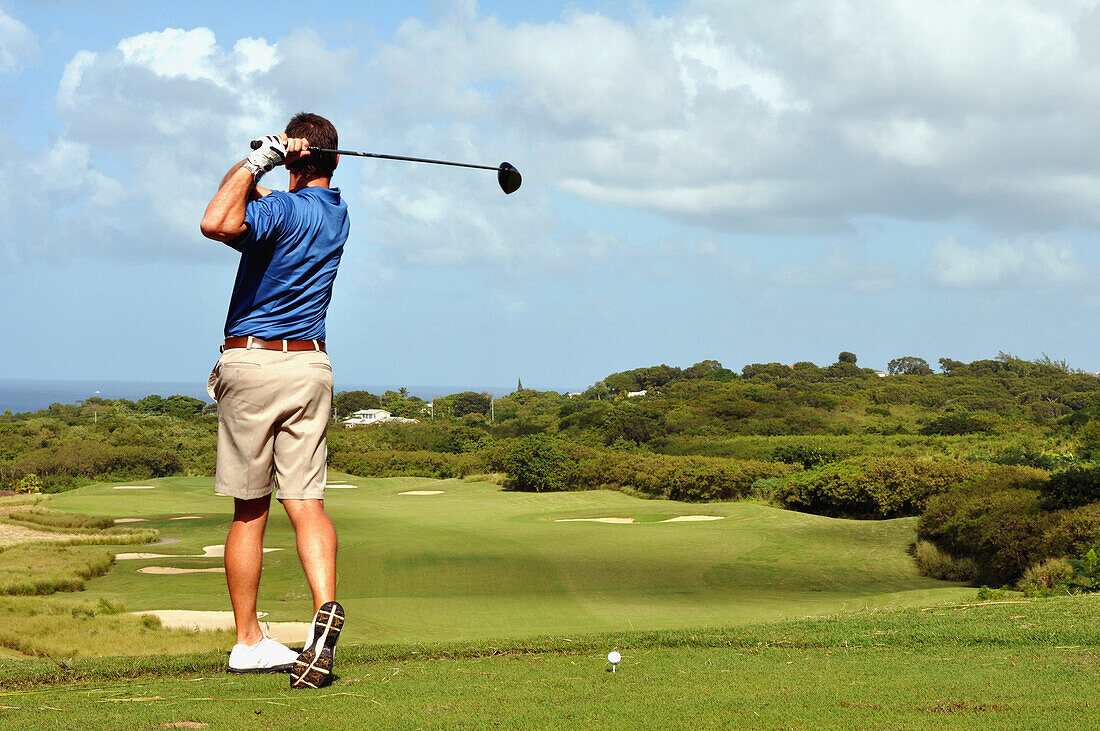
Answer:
[
  {"left": 683, "top": 360, "right": 724, "bottom": 379},
  {"left": 938, "top": 357, "right": 965, "bottom": 374},
  {"left": 333, "top": 390, "right": 381, "bottom": 418},
  {"left": 451, "top": 391, "right": 491, "bottom": 418},
  {"left": 601, "top": 406, "right": 665, "bottom": 445},
  {"left": 888, "top": 356, "right": 932, "bottom": 376},
  {"left": 838, "top": 352, "right": 857, "bottom": 364},
  {"left": 133, "top": 395, "right": 166, "bottom": 414},
  {"left": 163, "top": 395, "right": 206, "bottom": 418},
  {"left": 503, "top": 435, "right": 569, "bottom": 492}
]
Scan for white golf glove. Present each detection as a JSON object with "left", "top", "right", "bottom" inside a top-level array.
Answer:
[{"left": 243, "top": 135, "right": 288, "bottom": 181}]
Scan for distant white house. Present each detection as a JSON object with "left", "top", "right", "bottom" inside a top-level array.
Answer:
[
  {"left": 626, "top": 389, "right": 647, "bottom": 398},
  {"left": 873, "top": 371, "right": 888, "bottom": 378},
  {"left": 343, "top": 408, "right": 420, "bottom": 427},
  {"left": 566, "top": 392, "right": 583, "bottom": 398},
  {"left": 355, "top": 408, "right": 391, "bottom": 420}
]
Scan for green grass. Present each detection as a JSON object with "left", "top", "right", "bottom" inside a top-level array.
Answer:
[
  {"left": 36, "top": 475, "right": 971, "bottom": 645},
  {"left": 0, "top": 476, "right": 1095, "bottom": 727},
  {"left": 0, "top": 597, "right": 1097, "bottom": 729},
  {"left": 0, "top": 545, "right": 115, "bottom": 596}
]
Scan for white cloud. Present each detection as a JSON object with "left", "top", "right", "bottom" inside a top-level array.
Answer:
[
  {"left": 12, "top": 4, "right": 1100, "bottom": 269},
  {"left": 925, "top": 237, "right": 1085, "bottom": 289},
  {"left": 350, "top": 1, "right": 1100, "bottom": 232},
  {"left": 0, "top": 8, "right": 36, "bottom": 74},
  {"left": 770, "top": 246, "right": 900, "bottom": 291},
  {"left": 57, "top": 50, "right": 96, "bottom": 108}
]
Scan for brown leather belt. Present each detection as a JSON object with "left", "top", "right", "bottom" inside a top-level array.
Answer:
[{"left": 222, "top": 336, "right": 326, "bottom": 353}]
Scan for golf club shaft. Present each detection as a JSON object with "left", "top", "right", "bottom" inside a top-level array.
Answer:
[{"left": 316, "top": 149, "right": 504, "bottom": 172}]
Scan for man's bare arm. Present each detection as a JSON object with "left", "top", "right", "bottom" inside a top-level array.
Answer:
[
  {"left": 200, "top": 163, "right": 258, "bottom": 243},
  {"left": 201, "top": 134, "right": 309, "bottom": 243}
]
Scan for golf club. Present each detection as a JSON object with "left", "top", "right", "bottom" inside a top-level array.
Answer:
[{"left": 250, "top": 139, "right": 522, "bottom": 194}]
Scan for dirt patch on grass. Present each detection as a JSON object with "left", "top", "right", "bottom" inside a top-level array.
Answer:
[
  {"left": 398, "top": 490, "right": 443, "bottom": 495},
  {"left": 138, "top": 567, "right": 225, "bottom": 575},
  {"left": 555, "top": 517, "right": 636, "bottom": 524}
]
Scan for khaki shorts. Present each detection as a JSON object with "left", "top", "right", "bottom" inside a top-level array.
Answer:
[{"left": 208, "top": 347, "right": 334, "bottom": 501}]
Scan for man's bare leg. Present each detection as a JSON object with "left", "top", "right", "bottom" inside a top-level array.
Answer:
[
  {"left": 225, "top": 494, "right": 271, "bottom": 646},
  {"left": 281, "top": 498, "right": 337, "bottom": 612}
]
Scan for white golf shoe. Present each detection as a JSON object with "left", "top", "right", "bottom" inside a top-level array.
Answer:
[{"left": 227, "top": 635, "right": 298, "bottom": 674}]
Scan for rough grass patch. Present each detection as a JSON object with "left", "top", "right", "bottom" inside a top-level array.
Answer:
[
  {"left": 914, "top": 539, "right": 978, "bottom": 583},
  {"left": 0, "top": 544, "right": 115, "bottom": 595},
  {"left": 1017, "top": 557, "right": 1074, "bottom": 595},
  {"left": 5, "top": 506, "right": 114, "bottom": 531}
]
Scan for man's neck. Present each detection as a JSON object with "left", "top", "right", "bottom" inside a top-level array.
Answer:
[{"left": 288, "top": 173, "right": 332, "bottom": 192}]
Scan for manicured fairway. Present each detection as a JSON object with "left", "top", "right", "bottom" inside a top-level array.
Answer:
[
  {"left": 43, "top": 475, "right": 970, "bottom": 644},
  {"left": 2, "top": 598, "right": 1098, "bottom": 729}
]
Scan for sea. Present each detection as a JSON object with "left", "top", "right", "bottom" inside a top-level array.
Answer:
[{"left": 0, "top": 379, "right": 536, "bottom": 415}]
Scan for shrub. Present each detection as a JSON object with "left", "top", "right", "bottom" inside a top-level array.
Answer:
[
  {"left": 1017, "top": 557, "right": 1074, "bottom": 595},
  {"left": 1062, "top": 548, "right": 1100, "bottom": 592},
  {"left": 329, "top": 449, "right": 483, "bottom": 480},
  {"left": 503, "top": 436, "right": 570, "bottom": 492},
  {"left": 913, "top": 539, "right": 978, "bottom": 583},
  {"left": 1040, "top": 467, "right": 1100, "bottom": 510},
  {"left": 777, "top": 458, "right": 985, "bottom": 519},
  {"left": 917, "top": 466, "right": 1052, "bottom": 584},
  {"left": 771, "top": 444, "right": 838, "bottom": 469},
  {"left": 920, "top": 412, "right": 994, "bottom": 436},
  {"left": 1041, "top": 503, "right": 1100, "bottom": 558}
]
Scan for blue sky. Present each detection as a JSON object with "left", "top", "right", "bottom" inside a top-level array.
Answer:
[{"left": 2, "top": 0, "right": 1100, "bottom": 393}]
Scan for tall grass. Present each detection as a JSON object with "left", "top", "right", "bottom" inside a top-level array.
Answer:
[
  {"left": 0, "top": 544, "right": 116, "bottom": 595},
  {"left": 913, "top": 539, "right": 978, "bottom": 583},
  {"left": 0, "top": 595, "right": 232, "bottom": 659},
  {"left": 1, "top": 506, "right": 159, "bottom": 545},
  {"left": 6, "top": 506, "right": 114, "bottom": 531}
]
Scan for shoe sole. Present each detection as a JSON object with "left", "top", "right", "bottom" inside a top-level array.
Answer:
[
  {"left": 227, "top": 663, "right": 293, "bottom": 675},
  {"left": 290, "top": 601, "right": 344, "bottom": 689}
]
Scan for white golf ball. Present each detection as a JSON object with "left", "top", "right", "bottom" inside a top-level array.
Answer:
[{"left": 607, "top": 651, "right": 621, "bottom": 664}]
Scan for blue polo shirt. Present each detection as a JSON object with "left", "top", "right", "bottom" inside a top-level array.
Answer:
[{"left": 223, "top": 187, "right": 349, "bottom": 341}]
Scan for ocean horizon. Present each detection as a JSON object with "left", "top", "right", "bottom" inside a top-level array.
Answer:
[{"left": 0, "top": 378, "right": 545, "bottom": 415}]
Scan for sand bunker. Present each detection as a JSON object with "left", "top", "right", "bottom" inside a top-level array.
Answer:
[
  {"left": 134, "top": 610, "right": 311, "bottom": 642},
  {"left": 118, "top": 545, "right": 282, "bottom": 561},
  {"left": 138, "top": 567, "right": 225, "bottom": 575},
  {"left": 199, "top": 545, "right": 282, "bottom": 558},
  {"left": 113, "top": 485, "right": 155, "bottom": 490},
  {"left": 399, "top": 490, "right": 445, "bottom": 496},
  {"left": 325, "top": 484, "right": 357, "bottom": 489},
  {"left": 171, "top": 516, "right": 202, "bottom": 520},
  {"left": 113, "top": 518, "right": 147, "bottom": 524},
  {"left": 554, "top": 515, "right": 726, "bottom": 525}
]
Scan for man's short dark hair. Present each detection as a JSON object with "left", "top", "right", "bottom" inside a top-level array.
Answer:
[{"left": 285, "top": 112, "right": 338, "bottom": 178}]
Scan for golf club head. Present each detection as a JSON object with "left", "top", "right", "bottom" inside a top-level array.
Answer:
[{"left": 498, "top": 163, "right": 521, "bottom": 194}]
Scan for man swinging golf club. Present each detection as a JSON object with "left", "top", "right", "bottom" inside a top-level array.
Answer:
[{"left": 201, "top": 112, "right": 346, "bottom": 688}]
